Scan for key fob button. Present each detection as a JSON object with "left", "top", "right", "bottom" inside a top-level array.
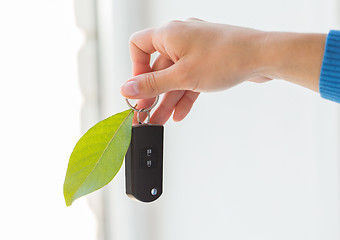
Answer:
[{"left": 140, "top": 148, "right": 157, "bottom": 169}]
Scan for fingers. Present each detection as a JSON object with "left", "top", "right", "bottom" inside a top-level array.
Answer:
[
  {"left": 147, "top": 53, "right": 198, "bottom": 124},
  {"left": 129, "top": 28, "right": 156, "bottom": 76},
  {"left": 123, "top": 21, "right": 200, "bottom": 125},
  {"left": 173, "top": 91, "right": 200, "bottom": 122},
  {"left": 150, "top": 90, "right": 186, "bottom": 125},
  {"left": 150, "top": 90, "right": 199, "bottom": 124},
  {"left": 131, "top": 55, "right": 175, "bottom": 124},
  {"left": 122, "top": 25, "right": 191, "bottom": 99},
  {"left": 151, "top": 54, "right": 174, "bottom": 72},
  {"left": 120, "top": 63, "right": 183, "bottom": 99}
]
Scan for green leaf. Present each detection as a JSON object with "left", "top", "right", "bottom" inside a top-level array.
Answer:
[{"left": 63, "top": 109, "right": 134, "bottom": 206}]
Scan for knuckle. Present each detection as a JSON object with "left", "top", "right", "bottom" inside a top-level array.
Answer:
[
  {"left": 144, "top": 72, "right": 159, "bottom": 93},
  {"left": 163, "top": 20, "right": 185, "bottom": 33},
  {"left": 166, "top": 20, "right": 183, "bottom": 28},
  {"left": 186, "top": 17, "right": 204, "bottom": 22},
  {"left": 185, "top": 17, "right": 198, "bottom": 21},
  {"left": 158, "top": 20, "right": 186, "bottom": 44},
  {"left": 129, "top": 29, "right": 147, "bottom": 45},
  {"left": 128, "top": 32, "right": 138, "bottom": 44}
]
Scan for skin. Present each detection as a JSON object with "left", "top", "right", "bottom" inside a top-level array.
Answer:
[{"left": 120, "top": 18, "right": 327, "bottom": 125}]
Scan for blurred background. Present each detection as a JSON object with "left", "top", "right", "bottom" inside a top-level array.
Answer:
[{"left": 0, "top": 0, "right": 339, "bottom": 239}]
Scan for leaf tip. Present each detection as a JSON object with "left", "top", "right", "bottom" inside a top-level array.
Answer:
[
  {"left": 64, "top": 195, "right": 72, "bottom": 206},
  {"left": 64, "top": 194, "right": 74, "bottom": 206},
  {"left": 64, "top": 186, "right": 74, "bottom": 207}
]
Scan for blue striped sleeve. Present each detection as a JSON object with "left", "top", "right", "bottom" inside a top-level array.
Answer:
[{"left": 319, "top": 30, "right": 340, "bottom": 103}]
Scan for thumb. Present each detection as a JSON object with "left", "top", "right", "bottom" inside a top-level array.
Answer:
[{"left": 121, "top": 66, "right": 181, "bottom": 99}]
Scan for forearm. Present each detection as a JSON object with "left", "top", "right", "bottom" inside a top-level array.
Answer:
[{"left": 258, "top": 32, "right": 327, "bottom": 92}]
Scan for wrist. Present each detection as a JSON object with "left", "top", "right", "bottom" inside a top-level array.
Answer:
[{"left": 258, "top": 31, "right": 326, "bottom": 92}]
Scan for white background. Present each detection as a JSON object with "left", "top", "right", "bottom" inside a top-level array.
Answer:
[
  {"left": 0, "top": 0, "right": 339, "bottom": 240},
  {"left": 0, "top": 1, "right": 96, "bottom": 240}
]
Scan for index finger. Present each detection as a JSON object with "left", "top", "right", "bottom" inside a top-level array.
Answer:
[{"left": 129, "top": 28, "right": 157, "bottom": 76}]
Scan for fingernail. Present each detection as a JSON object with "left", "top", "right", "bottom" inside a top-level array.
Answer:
[{"left": 121, "top": 80, "right": 139, "bottom": 97}]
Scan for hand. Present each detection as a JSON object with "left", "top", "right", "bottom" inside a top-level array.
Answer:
[
  {"left": 121, "top": 18, "right": 268, "bottom": 124},
  {"left": 121, "top": 18, "right": 326, "bottom": 124}
]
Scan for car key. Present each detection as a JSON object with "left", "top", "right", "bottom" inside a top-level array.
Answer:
[
  {"left": 125, "top": 124, "right": 164, "bottom": 202},
  {"left": 125, "top": 96, "right": 164, "bottom": 203}
]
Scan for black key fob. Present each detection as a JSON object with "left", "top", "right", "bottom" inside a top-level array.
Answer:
[{"left": 125, "top": 124, "right": 164, "bottom": 202}]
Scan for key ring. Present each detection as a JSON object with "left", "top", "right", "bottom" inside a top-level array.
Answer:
[
  {"left": 125, "top": 96, "right": 159, "bottom": 124},
  {"left": 125, "top": 96, "right": 159, "bottom": 113},
  {"left": 136, "top": 110, "right": 151, "bottom": 124}
]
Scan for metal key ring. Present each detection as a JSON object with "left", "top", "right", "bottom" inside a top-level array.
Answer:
[
  {"left": 125, "top": 95, "right": 160, "bottom": 113},
  {"left": 137, "top": 110, "right": 151, "bottom": 124}
]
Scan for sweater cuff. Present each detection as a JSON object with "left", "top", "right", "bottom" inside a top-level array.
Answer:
[{"left": 319, "top": 30, "right": 340, "bottom": 103}]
